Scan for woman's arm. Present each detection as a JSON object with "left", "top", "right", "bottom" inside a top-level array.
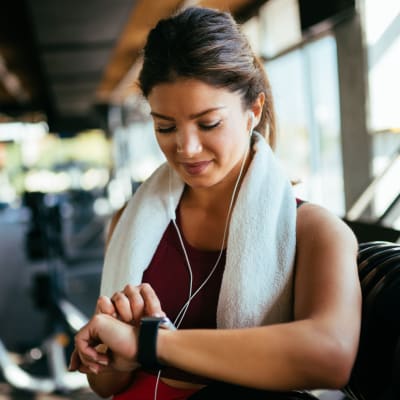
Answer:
[
  {"left": 70, "top": 311, "right": 140, "bottom": 397},
  {"left": 85, "top": 207, "right": 131, "bottom": 397},
  {"left": 87, "top": 371, "right": 134, "bottom": 398},
  {"left": 157, "top": 203, "right": 361, "bottom": 390},
  {"left": 81, "top": 294, "right": 136, "bottom": 398},
  {"left": 73, "top": 204, "right": 145, "bottom": 398},
  {"left": 72, "top": 283, "right": 167, "bottom": 396}
]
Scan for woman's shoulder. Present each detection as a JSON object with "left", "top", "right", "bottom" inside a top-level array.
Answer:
[{"left": 296, "top": 201, "right": 357, "bottom": 250}]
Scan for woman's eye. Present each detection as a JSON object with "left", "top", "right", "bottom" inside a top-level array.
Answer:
[
  {"left": 156, "top": 126, "right": 176, "bottom": 134},
  {"left": 199, "top": 121, "right": 221, "bottom": 131}
]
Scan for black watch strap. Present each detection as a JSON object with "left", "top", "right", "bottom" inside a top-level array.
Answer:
[{"left": 137, "top": 316, "right": 175, "bottom": 370}]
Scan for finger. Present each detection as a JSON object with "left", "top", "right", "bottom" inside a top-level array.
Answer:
[
  {"left": 122, "top": 285, "right": 145, "bottom": 322},
  {"left": 68, "top": 348, "right": 81, "bottom": 371},
  {"left": 69, "top": 346, "right": 109, "bottom": 374},
  {"left": 73, "top": 346, "right": 110, "bottom": 372},
  {"left": 74, "top": 319, "right": 110, "bottom": 365},
  {"left": 77, "top": 364, "right": 96, "bottom": 374},
  {"left": 77, "top": 345, "right": 110, "bottom": 366},
  {"left": 139, "top": 283, "right": 165, "bottom": 317},
  {"left": 78, "top": 363, "right": 114, "bottom": 375},
  {"left": 111, "top": 291, "right": 134, "bottom": 322},
  {"left": 95, "top": 343, "right": 109, "bottom": 354},
  {"left": 96, "top": 296, "right": 117, "bottom": 316},
  {"left": 78, "top": 360, "right": 102, "bottom": 375}
]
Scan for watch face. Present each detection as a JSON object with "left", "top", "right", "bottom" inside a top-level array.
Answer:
[
  {"left": 141, "top": 316, "right": 177, "bottom": 330},
  {"left": 160, "top": 317, "right": 177, "bottom": 331}
]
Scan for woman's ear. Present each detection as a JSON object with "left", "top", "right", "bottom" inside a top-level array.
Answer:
[{"left": 251, "top": 92, "right": 265, "bottom": 126}]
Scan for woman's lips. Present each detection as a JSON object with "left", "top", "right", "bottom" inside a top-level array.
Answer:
[{"left": 181, "top": 161, "right": 211, "bottom": 175}]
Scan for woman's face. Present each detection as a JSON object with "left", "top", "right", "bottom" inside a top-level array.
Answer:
[{"left": 148, "top": 79, "right": 254, "bottom": 189}]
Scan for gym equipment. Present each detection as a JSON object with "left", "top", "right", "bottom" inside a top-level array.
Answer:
[
  {"left": 344, "top": 241, "right": 400, "bottom": 400},
  {"left": 0, "top": 191, "right": 90, "bottom": 393}
]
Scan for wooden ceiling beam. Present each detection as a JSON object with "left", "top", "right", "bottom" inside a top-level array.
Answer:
[
  {"left": 97, "top": 0, "right": 183, "bottom": 101},
  {"left": 98, "top": 0, "right": 259, "bottom": 103}
]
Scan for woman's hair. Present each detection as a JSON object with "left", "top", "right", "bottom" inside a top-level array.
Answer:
[{"left": 138, "top": 6, "right": 277, "bottom": 147}]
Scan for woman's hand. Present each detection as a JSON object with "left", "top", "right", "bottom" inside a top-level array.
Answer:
[
  {"left": 69, "top": 283, "right": 165, "bottom": 374},
  {"left": 109, "top": 282, "right": 166, "bottom": 324},
  {"left": 69, "top": 313, "right": 139, "bottom": 374}
]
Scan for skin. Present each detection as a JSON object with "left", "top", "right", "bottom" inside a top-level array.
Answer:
[{"left": 69, "top": 79, "right": 361, "bottom": 397}]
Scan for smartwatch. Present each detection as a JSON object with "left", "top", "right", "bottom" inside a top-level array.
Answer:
[{"left": 137, "top": 316, "right": 176, "bottom": 370}]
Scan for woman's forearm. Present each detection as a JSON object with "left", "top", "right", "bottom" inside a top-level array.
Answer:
[
  {"left": 87, "top": 370, "right": 134, "bottom": 398},
  {"left": 157, "top": 320, "right": 356, "bottom": 391}
]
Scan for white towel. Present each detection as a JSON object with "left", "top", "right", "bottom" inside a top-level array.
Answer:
[{"left": 101, "top": 132, "right": 297, "bottom": 328}]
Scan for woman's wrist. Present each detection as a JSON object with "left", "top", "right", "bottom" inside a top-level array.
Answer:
[{"left": 137, "top": 316, "right": 176, "bottom": 369}]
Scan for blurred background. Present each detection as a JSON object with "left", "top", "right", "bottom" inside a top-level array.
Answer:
[{"left": 0, "top": 0, "right": 399, "bottom": 399}]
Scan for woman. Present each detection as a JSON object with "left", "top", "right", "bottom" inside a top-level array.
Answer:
[{"left": 69, "top": 6, "right": 361, "bottom": 400}]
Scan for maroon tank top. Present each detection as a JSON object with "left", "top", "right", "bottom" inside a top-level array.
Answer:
[{"left": 142, "top": 210, "right": 226, "bottom": 329}]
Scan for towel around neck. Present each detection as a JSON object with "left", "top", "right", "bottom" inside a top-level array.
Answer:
[{"left": 101, "top": 132, "right": 297, "bottom": 328}]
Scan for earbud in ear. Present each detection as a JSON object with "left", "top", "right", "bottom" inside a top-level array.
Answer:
[{"left": 249, "top": 112, "right": 255, "bottom": 134}]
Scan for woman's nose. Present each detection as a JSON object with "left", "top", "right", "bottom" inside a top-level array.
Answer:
[{"left": 176, "top": 132, "right": 203, "bottom": 156}]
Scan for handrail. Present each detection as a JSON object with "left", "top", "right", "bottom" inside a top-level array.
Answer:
[
  {"left": 346, "top": 149, "right": 400, "bottom": 221},
  {"left": 378, "top": 192, "right": 400, "bottom": 223}
]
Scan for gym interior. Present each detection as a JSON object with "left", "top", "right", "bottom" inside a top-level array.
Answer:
[{"left": 0, "top": 1, "right": 399, "bottom": 399}]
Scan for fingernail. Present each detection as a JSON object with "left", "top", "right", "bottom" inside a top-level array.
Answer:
[
  {"left": 98, "top": 360, "right": 108, "bottom": 366},
  {"left": 89, "top": 366, "right": 98, "bottom": 374}
]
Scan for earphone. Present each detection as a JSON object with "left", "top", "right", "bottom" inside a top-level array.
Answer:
[
  {"left": 168, "top": 170, "right": 176, "bottom": 221},
  {"left": 249, "top": 111, "right": 255, "bottom": 135}
]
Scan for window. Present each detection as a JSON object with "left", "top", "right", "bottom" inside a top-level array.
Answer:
[
  {"left": 266, "top": 35, "right": 345, "bottom": 215},
  {"left": 362, "top": 0, "right": 400, "bottom": 226}
]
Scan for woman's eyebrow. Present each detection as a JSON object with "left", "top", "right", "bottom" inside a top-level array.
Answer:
[
  {"left": 150, "top": 106, "right": 227, "bottom": 121},
  {"left": 189, "top": 106, "right": 226, "bottom": 119},
  {"left": 150, "top": 111, "right": 174, "bottom": 121}
]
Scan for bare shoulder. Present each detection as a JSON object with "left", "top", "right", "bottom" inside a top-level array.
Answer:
[
  {"left": 294, "top": 202, "right": 361, "bottom": 323},
  {"left": 296, "top": 202, "right": 357, "bottom": 253}
]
